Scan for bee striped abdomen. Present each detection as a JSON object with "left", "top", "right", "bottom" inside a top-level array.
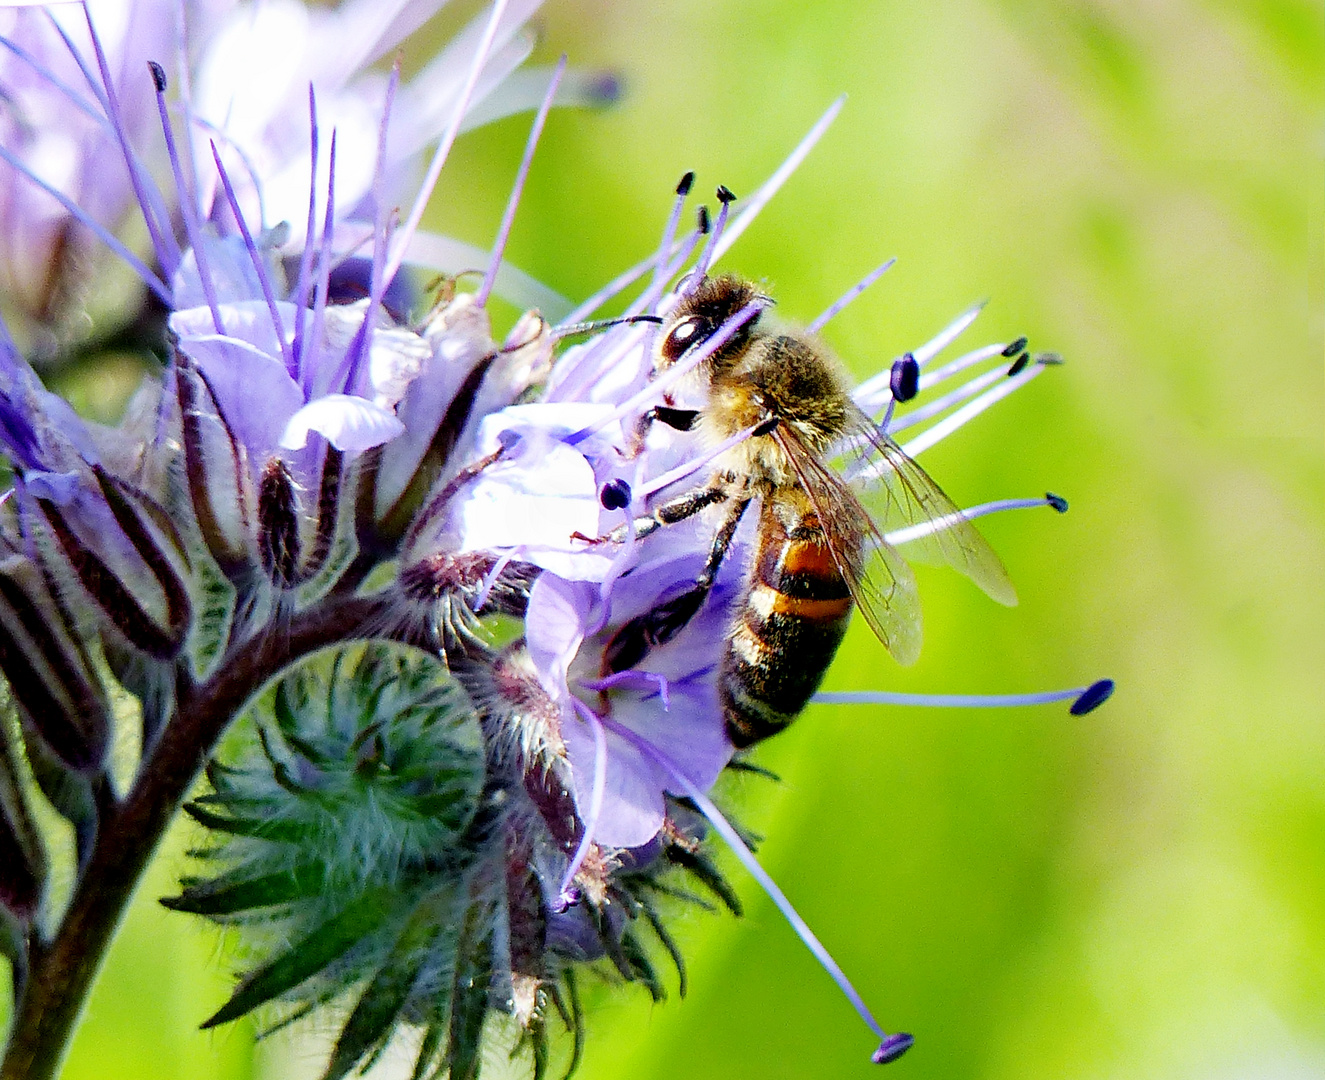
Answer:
[{"left": 721, "top": 506, "right": 854, "bottom": 748}]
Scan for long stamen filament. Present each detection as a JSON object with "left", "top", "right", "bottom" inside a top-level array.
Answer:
[
  {"left": 852, "top": 302, "right": 989, "bottom": 408},
  {"left": 806, "top": 258, "right": 895, "bottom": 335},
  {"left": 600, "top": 716, "right": 913, "bottom": 1065},
  {"left": 149, "top": 61, "right": 222, "bottom": 333},
  {"left": 710, "top": 95, "right": 844, "bottom": 267},
  {"left": 689, "top": 190, "right": 733, "bottom": 283},
  {"left": 76, "top": 4, "right": 180, "bottom": 272},
  {"left": 919, "top": 342, "right": 1009, "bottom": 393},
  {"left": 381, "top": 0, "right": 510, "bottom": 296},
  {"left": 814, "top": 679, "right": 1115, "bottom": 715},
  {"left": 209, "top": 142, "right": 293, "bottom": 373},
  {"left": 882, "top": 494, "right": 1066, "bottom": 547},
  {"left": 901, "top": 361, "right": 1045, "bottom": 459},
  {"left": 558, "top": 233, "right": 692, "bottom": 327},
  {"left": 291, "top": 86, "right": 320, "bottom": 371},
  {"left": 478, "top": 55, "right": 565, "bottom": 307}
]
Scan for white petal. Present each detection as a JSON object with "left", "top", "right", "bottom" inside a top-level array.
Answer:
[{"left": 280, "top": 394, "right": 404, "bottom": 454}]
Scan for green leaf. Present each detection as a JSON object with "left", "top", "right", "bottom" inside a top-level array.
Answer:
[
  {"left": 620, "top": 929, "right": 664, "bottom": 1002},
  {"left": 664, "top": 844, "right": 742, "bottom": 916},
  {"left": 447, "top": 903, "right": 493, "bottom": 1080},
  {"left": 639, "top": 895, "right": 687, "bottom": 997},
  {"left": 182, "top": 802, "right": 309, "bottom": 844},
  {"left": 163, "top": 863, "right": 326, "bottom": 916},
  {"left": 323, "top": 902, "right": 448, "bottom": 1080},
  {"left": 201, "top": 887, "right": 396, "bottom": 1028}
]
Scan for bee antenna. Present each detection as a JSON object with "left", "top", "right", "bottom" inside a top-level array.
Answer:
[{"left": 552, "top": 314, "right": 664, "bottom": 341}]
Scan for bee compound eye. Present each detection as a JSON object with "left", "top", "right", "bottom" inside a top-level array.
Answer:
[{"left": 664, "top": 316, "right": 705, "bottom": 358}]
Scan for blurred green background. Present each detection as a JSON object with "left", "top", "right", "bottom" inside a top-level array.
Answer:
[{"left": 24, "top": 0, "right": 1324, "bottom": 1077}]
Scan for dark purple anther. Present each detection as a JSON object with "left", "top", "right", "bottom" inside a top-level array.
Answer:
[
  {"left": 551, "top": 887, "right": 581, "bottom": 914},
  {"left": 697, "top": 205, "right": 711, "bottom": 234},
  {"left": 1046, "top": 492, "right": 1069, "bottom": 513},
  {"left": 496, "top": 429, "right": 523, "bottom": 453},
  {"left": 872, "top": 1033, "right": 915, "bottom": 1064},
  {"left": 676, "top": 171, "right": 695, "bottom": 197},
  {"left": 716, "top": 184, "right": 736, "bottom": 204},
  {"left": 1070, "top": 679, "right": 1115, "bottom": 716},
  {"left": 147, "top": 60, "right": 167, "bottom": 93},
  {"left": 1001, "top": 335, "right": 1028, "bottom": 358},
  {"left": 890, "top": 353, "right": 920, "bottom": 403},
  {"left": 589, "top": 72, "right": 622, "bottom": 105},
  {"left": 599, "top": 478, "right": 632, "bottom": 511},
  {"left": 1007, "top": 351, "right": 1031, "bottom": 376}
]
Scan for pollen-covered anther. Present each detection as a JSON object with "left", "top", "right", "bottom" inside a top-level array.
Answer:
[
  {"left": 571, "top": 843, "right": 614, "bottom": 908},
  {"left": 257, "top": 458, "right": 301, "bottom": 587},
  {"left": 510, "top": 973, "right": 543, "bottom": 1028}
]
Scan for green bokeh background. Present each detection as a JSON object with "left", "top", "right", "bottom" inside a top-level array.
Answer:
[{"left": 15, "top": 0, "right": 1324, "bottom": 1077}]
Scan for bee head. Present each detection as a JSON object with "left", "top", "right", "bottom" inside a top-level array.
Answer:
[{"left": 658, "top": 274, "right": 768, "bottom": 372}]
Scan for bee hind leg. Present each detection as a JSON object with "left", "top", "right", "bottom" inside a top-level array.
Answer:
[
  {"left": 602, "top": 497, "right": 751, "bottom": 673},
  {"left": 593, "top": 483, "right": 728, "bottom": 545}
]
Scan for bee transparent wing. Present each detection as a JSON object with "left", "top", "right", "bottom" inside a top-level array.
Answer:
[
  {"left": 842, "top": 406, "right": 1017, "bottom": 606},
  {"left": 771, "top": 425, "right": 923, "bottom": 665}
]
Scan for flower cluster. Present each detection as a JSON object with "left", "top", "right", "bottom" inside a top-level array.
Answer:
[{"left": 0, "top": 3, "right": 1111, "bottom": 1079}]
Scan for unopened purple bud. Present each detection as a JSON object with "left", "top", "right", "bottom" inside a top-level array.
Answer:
[
  {"left": 257, "top": 459, "right": 300, "bottom": 587},
  {"left": 1070, "top": 679, "right": 1115, "bottom": 715},
  {"left": 872, "top": 1033, "right": 915, "bottom": 1064},
  {"left": 890, "top": 354, "right": 920, "bottom": 403},
  {"left": 599, "top": 478, "right": 632, "bottom": 511}
]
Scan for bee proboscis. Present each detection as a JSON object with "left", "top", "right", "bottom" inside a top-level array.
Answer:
[{"left": 602, "top": 273, "right": 1016, "bottom": 747}]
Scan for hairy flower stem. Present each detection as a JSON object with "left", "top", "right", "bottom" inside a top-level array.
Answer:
[{"left": 0, "top": 594, "right": 410, "bottom": 1080}]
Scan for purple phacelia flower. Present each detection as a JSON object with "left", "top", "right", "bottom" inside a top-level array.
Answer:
[{"left": 0, "top": 7, "right": 1114, "bottom": 1078}]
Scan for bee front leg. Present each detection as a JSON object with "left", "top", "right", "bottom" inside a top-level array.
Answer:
[
  {"left": 603, "top": 496, "right": 751, "bottom": 674},
  {"left": 587, "top": 483, "right": 729, "bottom": 545}
]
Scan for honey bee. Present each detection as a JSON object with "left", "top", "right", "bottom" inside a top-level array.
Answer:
[{"left": 602, "top": 273, "right": 1017, "bottom": 748}]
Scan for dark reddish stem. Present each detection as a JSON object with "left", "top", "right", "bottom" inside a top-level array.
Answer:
[{"left": 1, "top": 594, "right": 398, "bottom": 1080}]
